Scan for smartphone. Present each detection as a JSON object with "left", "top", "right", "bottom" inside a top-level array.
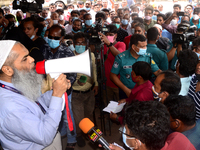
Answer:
[{"left": 177, "top": 12, "right": 184, "bottom": 16}]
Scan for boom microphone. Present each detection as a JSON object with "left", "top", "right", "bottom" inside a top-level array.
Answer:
[{"left": 79, "top": 118, "right": 111, "bottom": 150}]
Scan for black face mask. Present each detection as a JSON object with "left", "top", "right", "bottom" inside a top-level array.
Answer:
[
  {"left": 17, "top": 16, "right": 22, "bottom": 22},
  {"left": 195, "top": 73, "right": 200, "bottom": 81}
]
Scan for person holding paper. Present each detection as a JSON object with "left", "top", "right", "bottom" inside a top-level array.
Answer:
[{"left": 110, "top": 61, "right": 154, "bottom": 124}]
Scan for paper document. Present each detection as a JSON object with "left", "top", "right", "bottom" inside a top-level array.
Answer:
[{"left": 103, "top": 101, "right": 126, "bottom": 113}]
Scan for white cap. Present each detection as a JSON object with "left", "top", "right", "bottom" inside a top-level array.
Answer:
[
  {"left": 0, "top": 40, "right": 16, "bottom": 69},
  {"left": 153, "top": 24, "right": 162, "bottom": 31}
]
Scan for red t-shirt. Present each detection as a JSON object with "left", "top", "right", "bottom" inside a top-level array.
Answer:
[
  {"left": 104, "top": 42, "right": 126, "bottom": 88},
  {"left": 123, "top": 35, "right": 132, "bottom": 50}
]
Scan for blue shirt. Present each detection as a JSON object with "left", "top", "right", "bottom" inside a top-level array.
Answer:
[
  {"left": 182, "top": 119, "right": 200, "bottom": 149},
  {"left": 0, "top": 80, "right": 63, "bottom": 150},
  {"left": 111, "top": 49, "right": 159, "bottom": 89},
  {"left": 162, "top": 29, "right": 172, "bottom": 41}
]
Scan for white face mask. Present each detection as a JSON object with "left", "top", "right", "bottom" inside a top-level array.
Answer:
[
  {"left": 53, "top": 20, "right": 58, "bottom": 24},
  {"left": 59, "top": 15, "right": 64, "bottom": 20},
  {"left": 193, "top": 14, "right": 200, "bottom": 20},
  {"left": 170, "top": 19, "right": 177, "bottom": 26}
]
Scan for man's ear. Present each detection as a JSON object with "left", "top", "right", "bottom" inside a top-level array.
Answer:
[
  {"left": 131, "top": 44, "right": 136, "bottom": 50},
  {"left": 160, "top": 91, "right": 169, "bottom": 103},
  {"left": 1, "top": 66, "right": 14, "bottom": 77}
]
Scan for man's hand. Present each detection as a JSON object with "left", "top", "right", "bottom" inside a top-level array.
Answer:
[
  {"left": 46, "top": 18, "right": 53, "bottom": 28},
  {"left": 69, "top": 17, "right": 73, "bottom": 25},
  {"left": 98, "top": 32, "right": 111, "bottom": 45},
  {"left": 93, "top": 86, "right": 98, "bottom": 95},
  {"left": 118, "top": 99, "right": 126, "bottom": 104},
  {"left": 110, "top": 112, "right": 118, "bottom": 121},
  {"left": 52, "top": 74, "right": 71, "bottom": 97}
]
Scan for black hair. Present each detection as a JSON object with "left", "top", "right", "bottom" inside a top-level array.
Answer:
[
  {"left": 83, "top": 13, "right": 91, "bottom": 20},
  {"left": 73, "top": 19, "right": 82, "bottom": 25},
  {"left": 194, "top": 7, "right": 200, "bottom": 15},
  {"left": 117, "top": 8, "right": 124, "bottom": 13},
  {"left": 145, "top": 6, "right": 154, "bottom": 13},
  {"left": 193, "top": 37, "right": 200, "bottom": 47},
  {"left": 130, "top": 34, "right": 146, "bottom": 47},
  {"left": 125, "top": 101, "right": 170, "bottom": 150},
  {"left": 0, "top": 8, "right": 4, "bottom": 15},
  {"left": 165, "top": 12, "right": 172, "bottom": 19},
  {"left": 131, "top": 12, "right": 138, "bottom": 17},
  {"left": 178, "top": 50, "right": 198, "bottom": 77},
  {"left": 124, "top": 7, "right": 129, "bottom": 12},
  {"left": 95, "top": 11, "right": 106, "bottom": 20},
  {"left": 133, "top": 17, "right": 144, "bottom": 24},
  {"left": 71, "top": 10, "right": 80, "bottom": 16},
  {"left": 147, "top": 27, "right": 159, "bottom": 41},
  {"left": 154, "top": 9, "right": 160, "bottom": 13},
  {"left": 134, "top": 22, "right": 145, "bottom": 31},
  {"left": 79, "top": 9, "right": 87, "bottom": 13},
  {"left": 56, "top": 9, "right": 64, "bottom": 14},
  {"left": 73, "top": 32, "right": 87, "bottom": 44},
  {"left": 5, "top": 14, "right": 15, "bottom": 20},
  {"left": 182, "top": 15, "right": 190, "bottom": 21},
  {"left": 42, "top": 8, "right": 49, "bottom": 11},
  {"left": 173, "top": 4, "right": 181, "bottom": 9},
  {"left": 164, "top": 95, "right": 196, "bottom": 126},
  {"left": 132, "top": 61, "right": 152, "bottom": 80},
  {"left": 181, "top": 20, "right": 190, "bottom": 25},
  {"left": 159, "top": 70, "right": 181, "bottom": 95},
  {"left": 49, "top": 3, "right": 57, "bottom": 7},
  {"left": 49, "top": 24, "right": 65, "bottom": 37},
  {"left": 64, "top": 34, "right": 74, "bottom": 39},
  {"left": 130, "top": 5, "right": 139, "bottom": 12},
  {"left": 101, "top": 8, "right": 110, "bottom": 15},
  {"left": 106, "top": 24, "right": 117, "bottom": 34},
  {"left": 157, "top": 13, "right": 166, "bottom": 20},
  {"left": 78, "top": 1, "right": 84, "bottom": 5}
]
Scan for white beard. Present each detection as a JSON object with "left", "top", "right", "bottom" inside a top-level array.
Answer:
[{"left": 12, "top": 69, "right": 43, "bottom": 102}]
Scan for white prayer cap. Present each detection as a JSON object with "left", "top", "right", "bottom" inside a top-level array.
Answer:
[
  {"left": 0, "top": 40, "right": 16, "bottom": 69},
  {"left": 153, "top": 24, "right": 162, "bottom": 31}
]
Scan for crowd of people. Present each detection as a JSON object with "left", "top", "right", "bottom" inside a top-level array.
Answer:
[{"left": 0, "top": 0, "right": 200, "bottom": 150}]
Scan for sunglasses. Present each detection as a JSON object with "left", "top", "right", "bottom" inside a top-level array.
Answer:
[{"left": 48, "top": 35, "right": 61, "bottom": 40}]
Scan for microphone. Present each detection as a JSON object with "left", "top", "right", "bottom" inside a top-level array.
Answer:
[{"left": 79, "top": 118, "right": 111, "bottom": 150}]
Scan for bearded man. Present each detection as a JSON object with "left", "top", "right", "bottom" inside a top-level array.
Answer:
[{"left": 0, "top": 40, "right": 71, "bottom": 150}]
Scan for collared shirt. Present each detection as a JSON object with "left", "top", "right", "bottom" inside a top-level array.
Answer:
[
  {"left": 144, "top": 19, "right": 157, "bottom": 31},
  {"left": 40, "top": 43, "right": 77, "bottom": 93},
  {"left": 162, "top": 29, "right": 172, "bottom": 41},
  {"left": 116, "top": 28, "right": 129, "bottom": 42},
  {"left": 111, "top": 49, "right": 159, "bottom": 89},
  {"left": 179, "top": 76, "right": 192, "bottom": 96},
  {"left": 0, "top": 80, "right": 63, "bottom": 150},
  {"left": 147, "top": 43, "right": 168, "bottom": 71},
  {"left": 162, "top": 23, "right": 177, "bottom": 34},
  {"left": 72, "top": 51, "right": 98, "bottom": 91}
]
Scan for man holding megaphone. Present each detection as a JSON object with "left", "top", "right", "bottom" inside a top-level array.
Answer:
[{"left": 71, "top": 32, "right": 98, "bottom": 147}]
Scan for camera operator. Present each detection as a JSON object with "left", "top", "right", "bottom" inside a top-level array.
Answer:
[{"left": 82, "top": 13, "right": 95, "bottom": 32}]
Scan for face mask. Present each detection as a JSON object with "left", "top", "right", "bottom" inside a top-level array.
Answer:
[
  {"left": 72, "top": 17, "right": 79, "bottom": 22},
  {"left": 85, "top": 19, "right": 93, "bottom": 26},
  {"left": 68, "top": 9, "right": 73, "bottom": 13},
  {"left": 195, "top": 52, "right": 200, "bottom": 60},
  {"left": 121, "top": 19, "right": 129, "bottom": 25},
  {"left": 145, "top": 16, "right": 151, "bottom": 20},
  {"left": 69, "top": 44, "right": 75, "bottom": 51},
  {"left": 135, "top": 48, "right": 146, "bottom": 55},
  {"left": 193, "top": 14, "right": 199, "bottom": 20},
  {"left": 30, "top": 35, "right": 35, "bottom": 40},
  {"left": 170, "top": 19, "right": 177, "bottom": 26},
  {"left": 122, "top": 127, "right": 136, "bottom": 150},
  {"left": 85, "top": 7, "right": 91, "bottom": 11},
  {"left": 53, "top": 20, "right": 58, "bottom": 24},
  {"left": 152, "top": 86, "right": 162, "bottom": 101},
  {"left": 75, "top": 45, "right": 86, "bottom": 53},
  {"left": 106, "top": 36, "right": 115, "bottom": 43},
  {"left": 72, "top": 28, "right": 80, "bottom": 33},
  {"left": 131, "top": 28, "right": 135, "bottom": 34},
  {"left": 59, "top": 15, "right": 64, "bottom": 20},
  {"left": 152, "top": 15, "right": 157, "bottom": 21},
  {"left": 43, "top": 36, "right": 48, "bottom": 43},
  {"left": 114, "top": 23, "right": 120, "bottom": 29},
  {"left": 48, "top": 38, "right": 60, "bottom": 49}
]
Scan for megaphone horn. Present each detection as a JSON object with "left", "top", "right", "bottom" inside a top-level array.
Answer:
[{"left": 35, "top": 50, "right": 92, "bottom": 77}]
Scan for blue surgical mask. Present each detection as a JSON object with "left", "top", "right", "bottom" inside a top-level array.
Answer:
[
  {"left": 30, "top": 35, "right": 35, "bottom": 40},
  {"left": 152, "top": 15, "right": 157, "bottom": 21},
  {"left": 135, "top": 48, "right": 146, "bottom": 55},
  {"left": 72, "top": 17, "right": 79, "bottom": 22},
  {"left": 85, "top": 7, "right": 91, "bottom": 11},
  {"left": 43, "top": 36, "right": 48, "bottom": 43},
  {"left": 48, "top": 38, "right": 60, "bottom": 49},
  {"left": 69, "top": 9, "right": 73, "bottom": 13},
  {"left": 121, "top": 19, "right": 129, "bottom": 25},
  {"left": 195, "top": 52, "right": 200, "bottom": 60},
  {"left": 122, "top": 127, "right": 135, "bottom": 150},
  {"left": 152, "top": 86, "right": 162, "bottom": 102},
  {"left": 69, "top": 44, "right": 75, "bottom": 51},
  {"left": 85, "top": 19, "right": 93, "bottom": 26},
  {"left": 114, "top": 23, "right": 120, "bottom": 29},
  {"left": 72, "top": 28, "right": 80, "bottom": 33},
  {"left": 131, "top": 28, "right": 135, "bottom": 34},
  {"left": 75, "top": 45, "right": 86, "bottom": 54}
]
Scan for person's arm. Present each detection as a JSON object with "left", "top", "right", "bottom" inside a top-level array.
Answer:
[
  {"left": 153, "top": 69, "right": 162, "bottom": 76},
  {"left": 91, "top": 53, "right": 98, "bottom": 95},
  {"left": 110, "top": 72, "right": 131, "bottom": 97},
  {"left": 167, "top": 47, "right": 177, "bottom": 62},
  {"left": 165, "top": 11, "right": 177, "bottom": 25},
  {"left": 99, "top": 32, "right": 120, "bottom": 57}
]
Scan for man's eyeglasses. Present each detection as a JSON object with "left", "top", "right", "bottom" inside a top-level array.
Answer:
[
  {"left": 48, "top": 35, "right": 61, "bottom": 40},
  {"left": 118, "top": 127, "right": 135, "bottom": 138}
]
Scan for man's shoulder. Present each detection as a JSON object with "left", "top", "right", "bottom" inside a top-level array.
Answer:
[{"left": 116, "top": 50, "right": 130, "bottom": 58}]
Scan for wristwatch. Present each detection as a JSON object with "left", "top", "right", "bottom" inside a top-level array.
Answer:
[{"left": 107, "top": 42, "right": 113, "bottom": 47}]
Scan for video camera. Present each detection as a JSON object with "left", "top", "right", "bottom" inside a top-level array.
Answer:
[
  {"left": 172, "top": 23, "right": 197, "bottom": 47},
  {"left": 12, "top": 0, "right": 44, "bottom": 13},
  {"left": 85, "top": 18, "right": 110, "bottom": 45}
]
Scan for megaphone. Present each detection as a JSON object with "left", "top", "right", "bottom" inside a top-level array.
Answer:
[{"left": 35, "top": 50, "right": 92, "bottom": 78}]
